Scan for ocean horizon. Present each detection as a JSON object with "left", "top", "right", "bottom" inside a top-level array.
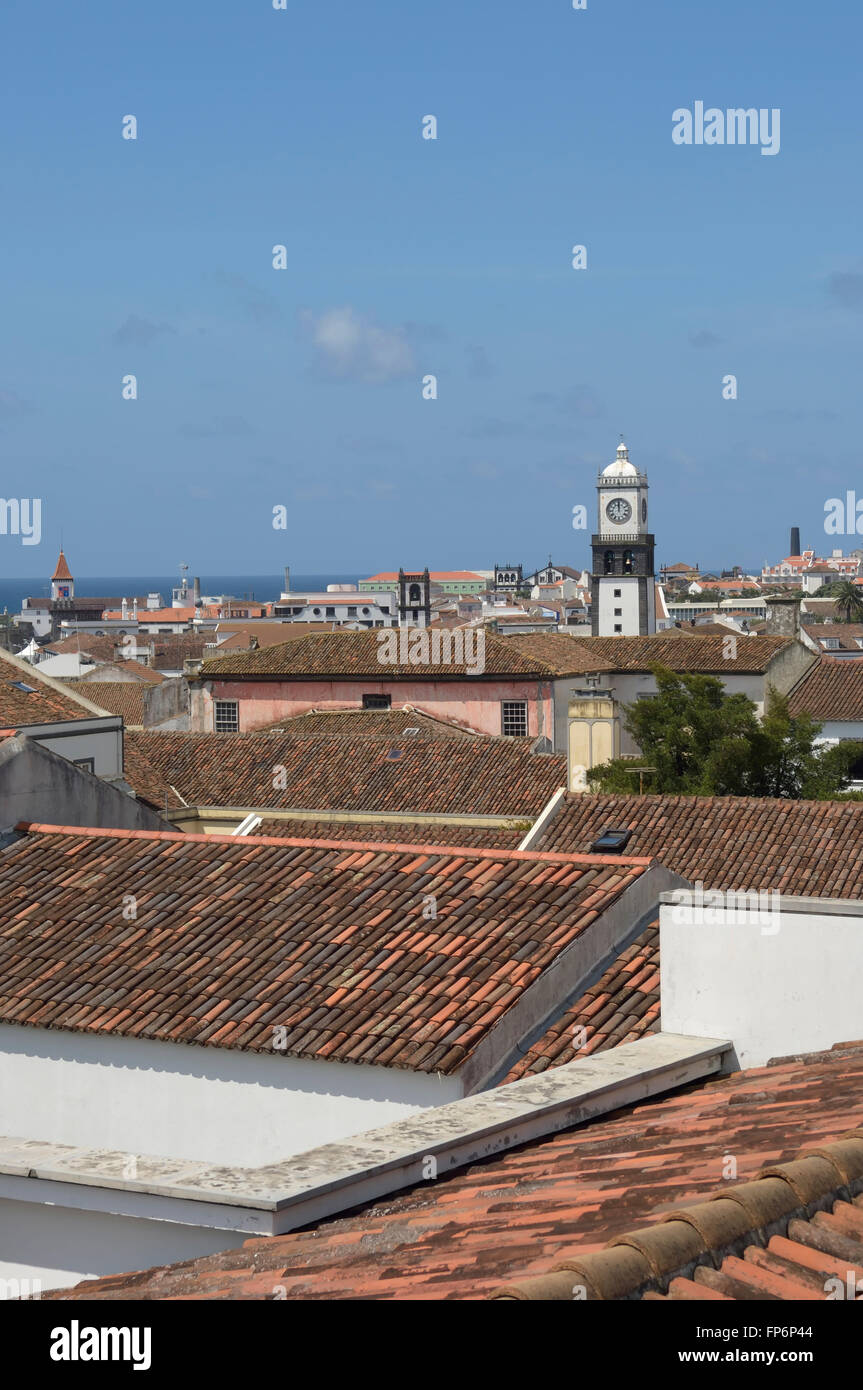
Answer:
[{"left": 0, "top": 575, "right": 365, "bottom": 614}]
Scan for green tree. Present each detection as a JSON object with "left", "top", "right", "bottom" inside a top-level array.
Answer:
[
  {"left": 824, "top": 579, "right": 863, "bottom": 623},
  {"left": 587, "top": 665, "right": 863, "bottom": 798}
]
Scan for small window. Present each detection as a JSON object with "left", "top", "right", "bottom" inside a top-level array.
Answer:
[
  {"left": 9, "top": 680, "right": 36, "bottom": 693},
  {"left": 325, "top": 607, "right": 335, "bottom": 618},
  {"left": 362, "top": 694, "right": 391, "bottom": 710},
  {"left": 614, "top": 623, "right": 622, "bottom": 633},
  {"left": 614, "top": 608, "right": 622, "bottom": 617},
  {"left": 73, "top": 757, "right": 95, "bottom": 774},
  {"left": 214, "top": 699, "right": 239, "bottom": 732},
  {"left": 501, "top": 700, "right": 528, "bottom": 737},
  {"left": 347, "top": 606, "right": 357, "bottom": 617},
  {"left": 591, "top": 828, "right": 632, "bottom": 854},
  {"left": 613, "top": 589, "right": 621, "bottom": 598}
]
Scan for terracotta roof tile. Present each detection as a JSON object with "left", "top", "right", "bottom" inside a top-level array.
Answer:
[
  {"left": 45, "top": 1042, "right": 863, "bottom": 1300},
  {"left": 262, "top": 708, "right": 479, "bottom": 739},
  {"left": 506, "top": 632, "right": 794, "bottom": 675},
  {"left": 0, "top": 651, "right": 106, "bottom": 727},
  {"left": 501, "top": 920, "right": 660, "bottom": 1081},
  {"left": 0, "top": 825, "right": 648, "bottom": 1074},
  {"left": 67, "top": 682, "right": 147, "bottom": 726},
  {"left": 124, "top": 731, "right": 565, "bottom": 817},
  {"left": 199, "top": 630, "right": 554, "bottom": 679},
  {"left": 533, "top": 792, "right": 863, "bottom": 897},
  {"left": 254, "top": 819, "right": 525, "bottom": 848},
  {"left": 788, "top": 655, "right": 863, "bottom": 720}
]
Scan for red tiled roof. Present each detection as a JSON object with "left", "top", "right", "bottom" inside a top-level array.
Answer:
[
  {"left": 254, "top": 818, "right": 526, "bottom": 848},
  {"left": 199, "top": 630, "right": 555, "bottom": 679},
  {"left": 533, "top": 792, "right": 863, "bottom": 897},
  {"left": 494, "top": 1117, "right": 863, "bottom": 1300},
  {"left": 124, "top": 731, "right": 566, "bottom": 816},
  {"left": 0, "top": 825, "right": 648, "bottom": 1075},
  {"left": 501, "top": 919, "right": 659, "bottom": 1082},
  {"left": 803, "top": 624, "right": 863, "bottom": 652},
  {"left": 51, "top": 550, "right": 73, "bottom": 581},
  {"left": 0, "top": 651, "right": 106, "bottom": 727},
  {"left": 44, "top": 635, "right": 128, "bottom": 664},
  {"left": 46, "top": 1042, "right": 863, "bottom": 1300},
  {"left": 506, "top": 633, "right": 794, "bottom": 675},
  {"left": 67, "top": 682, "right": 147, "bottom": 726},
  {"left": 788, "top": 656, "right": 863, "bottom": 720},
  {"left": 497, "top": 634, "right": 615, "bottom": 675},
  {"left": 262, "top": 708, "right": 479, "bottom": 739},
  {"left": 151, "top": 635, "right": 212, "bottom": 669}
]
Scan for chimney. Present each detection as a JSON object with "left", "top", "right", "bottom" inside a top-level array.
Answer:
[
  {"left": 132, "top": 598, "right": 138, "bottom": 619},
  {"left": 284, "top": 566, "right": 291, "bottom": 595},
  {"left": 790, "top": 526, "right": 801, "bottom": 557},
  {"left": 193, "top": 576, "right": 201, "bottom": 606},
  {"left": 121, "top": 598, "right": 128, "bottom": 620},
  {"left": 764, "top": 593, "right": 802, "bottom": 639}
]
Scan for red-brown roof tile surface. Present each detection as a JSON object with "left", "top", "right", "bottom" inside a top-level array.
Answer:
[
  {"left": 501, "top": 919, "right": 660, "bottom": 1082},
  {"left": 199, "top": 629, "right": 555, "bottom": 679},
  {"left": 124, "top": 731, "right": 565, "bottom": 816},
  {"left": 47, "top": 1041, "right": 863, "bottom": 1300},
  {"left": 506, "top": 632, "right": 794, "bottom": 674},
  {"left": 263, "top": 708, "right": 479, "bottom": 739},
  {"left": 67, "top": 681, "right": 147, "bottom": 726},
  {"left": 788, "top": 655, "right": 863, "bottom": 720},
  {"left": 0, "top": 651, "right": 106, "bottom": 727},
  {"left": 0, "top": 826, "right": 647, "bottom": 1074},
  {"left": 533, "top": 792, "right": 863, "bottom": 897},
  {"left": 254, "top": 818, "right": 526, "bottom": 848}
]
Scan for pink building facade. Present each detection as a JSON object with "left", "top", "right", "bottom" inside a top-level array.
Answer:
[{"left": 191, "top": 675, "right": 556, "bottom": 742}]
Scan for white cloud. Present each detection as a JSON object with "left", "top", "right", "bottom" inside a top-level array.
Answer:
[{"left": 300, "top": 306, "right": 416, "bottom": 383}]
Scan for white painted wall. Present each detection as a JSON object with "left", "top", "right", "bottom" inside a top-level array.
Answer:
[
  {"left": 0, "top": 1024, "right": 463, "bottom": 1168},
  {"left": 597, "top": 577, "right": 641, "bottom": 636},
  {"left": 660, "top": 897, "right": 863, "bottom": 1069},
  {"left": 0, "top": 1198, "right": 250, "bottom": 1293}
]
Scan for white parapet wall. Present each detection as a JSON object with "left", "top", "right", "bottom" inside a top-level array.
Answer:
[{"left": 660, "top": 890, "right": 863, "bottom": 1070}]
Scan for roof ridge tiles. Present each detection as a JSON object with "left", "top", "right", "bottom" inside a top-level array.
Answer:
[
  {"left": 11, "top": 821, "right": 655, "bottom": 868},
  {"left": 490, "top": 1128, "right": 863, "bottom": 1301}
]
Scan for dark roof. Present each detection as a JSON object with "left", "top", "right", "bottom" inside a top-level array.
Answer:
[
  {"left": 46, "top": 1041, "right": 863, "bottom": 1300},
  {"left": 0, "top": 825, "right": 647, "bottom": 1075},
  {"left": 199, "top": 629, "right": 554, "bottom": 680},
  {"left": 789, "top": 655, "right": 863, "bottom": 720},
  {"left": 533, "top": 792, "right": 863, "bottom": 897},
  {"left": 124, "top": 731, "right": 566, "bottom": 817}
]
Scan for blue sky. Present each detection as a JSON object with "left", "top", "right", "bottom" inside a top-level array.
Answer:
[{"left": 1, "top": 0, "right": 860, "bottom": 578}]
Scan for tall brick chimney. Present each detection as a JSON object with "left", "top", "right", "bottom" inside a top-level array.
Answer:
[{"left": 790, "top": 526, "right": 801, "bottom": 557}]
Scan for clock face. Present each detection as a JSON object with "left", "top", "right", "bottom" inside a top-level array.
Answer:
[{"left": 605, "top": 496, "right": 632, "bottom": 525}]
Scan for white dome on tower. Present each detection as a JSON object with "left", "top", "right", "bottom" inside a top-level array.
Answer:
[{"left": 602, "top": 439, "right": 637, "bottom": 478}]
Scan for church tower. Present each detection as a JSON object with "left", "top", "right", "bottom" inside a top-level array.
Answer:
[
  {"left": 51, "top": 550, "right": 75, "bottom": 600},
  {"left": 398, "top": 568, "right": 431, "bottom": 628},
  {"left": 591, "top": 441, "right": 655, "bottom": 636}
]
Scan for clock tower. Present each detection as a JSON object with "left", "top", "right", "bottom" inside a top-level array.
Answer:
[{"left": 591, "top": 440, "right": 655, "bottom": 636}]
